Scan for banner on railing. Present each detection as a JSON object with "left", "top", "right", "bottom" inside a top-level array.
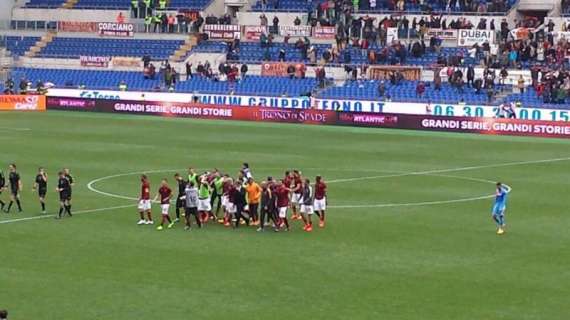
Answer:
[
  {"left": 458, "top": 29, "right": 495, "bottom": 46},
  {"left": 368, "top": 66, "right": 421, "bottom": 81},
  {"left": 45, "top": 97, "right": 570, "bottom": 139},
  {"left": 110, "top": 57, "right": 143, "bottom": 68},
  {"left": 244, "top": 25, "right": 267, "bottom": 40},
  {"left": 80, "top": 56, "right": 111, "bottom": 67},
  {"left": 426, "top": 28, "right": 458, "bottom": 40},
  {"left": 58, "top": 21, "right": 98, "bottom": 32},
  {"left": 279, "top": 25, "right": 311, "bottom": 37},
  {"left": 0, "top": 95, "right": 46, "bottom": 111},
  {"left": 510, "top": 27, "right": 535, "bottom": 41},
  {"left": 97, "top": 22, "right": 134, "bottom": 37},
  {"left": 45, "top": 88, "right": 570, "bottom": 122},
  {"left": 204, "top": 24, "right": 241, "bottom": 40},
  {"left": 312, "top": 26, "right": 335, "bottom": 39}
]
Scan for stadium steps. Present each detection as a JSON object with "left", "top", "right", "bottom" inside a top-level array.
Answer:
[
  {"left": 25, "top": 31, "right": 56, "bottom": 58},
  {"left": 62, "top": 0, "right": 78, "bottom": 8},
  {"left": 170, "top": 34, "right": 198, "bottom": 62}
]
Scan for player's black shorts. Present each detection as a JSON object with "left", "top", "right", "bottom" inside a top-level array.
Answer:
[
  {"left": 10, "top": 187, "right": 19, "bottom": 196},
  {"left": 38, "top": 188, "right": 47, "bottom": 198},
  {"left": 176, "top": 197, "right": 185, "bottom": 209},
  {"left": 59, "top": 192, "right": 71, "bottom": 202},
  {"left": 185, "top": 207, "right": 197, "bottom": 217}
]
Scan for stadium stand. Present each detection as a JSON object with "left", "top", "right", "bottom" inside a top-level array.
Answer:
[
  {"left": 252, "top": 0, "right": 517, "bottom": 12},
  {"left": 3, "top": 36, "right": 41, "bottom": 56},
  {"left": 26, "top": 0, "right": 213, "bottom": 9},
  {"left": 37, "top": 38, "right": 184, "bottom": 59}
]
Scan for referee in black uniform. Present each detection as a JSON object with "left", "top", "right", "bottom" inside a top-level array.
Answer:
[
  {"left": 4, "top": 164, "right": 23, "bottom": 213},
  {"left": 174, "top": 173, "right": 186, "bottom": 222},
  {"left": 0, "top": 169, "right": 6, "bottom": 211},
  {"left": 56, "top": 171, "right": 72, "bottom": 218},
  {"left": 33, "top": 167, "right": 48, "bottom": 214},
  {"left": 63, "top": 168, "right": 74, "bottom": 212}
]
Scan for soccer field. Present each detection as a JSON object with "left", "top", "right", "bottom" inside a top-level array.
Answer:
[{"left": 0, "top": 111, "right": 569, "bottom": 320}]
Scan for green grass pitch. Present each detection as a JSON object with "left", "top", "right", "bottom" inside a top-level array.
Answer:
[{"left": 0, "top": 111, "right": 569, "bottom": 319}]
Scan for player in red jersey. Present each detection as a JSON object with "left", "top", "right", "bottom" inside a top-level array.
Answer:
[
  {"left": 221, "top": 176, "right": 234, "bottom": 226},
  {"left": 275, "top": 181, "right": 292, "bottom": 231},
  {"left": 137, "top": 174, "right": 153, "bottom": 225},
  {"left": 314, "top": 175, "right": 327, "bottom": 227},
  {"left": 155, "top": 179, "right": 173, "bottom": 231},
  {"left": 290, "top": 170, "right": 304, "bottom": 221}
]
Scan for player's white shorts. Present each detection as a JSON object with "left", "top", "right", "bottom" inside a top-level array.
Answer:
[
  {"left": 300, "top": 204, "right": 314, "bottom": 215},
  {"left": 226, "top": 202, "right": 236, "bottom": 214},
  {"left": 198, "top": 198, "right": 211, "bottom": 211},
  {"left": 138, "top": 200, "right": 151, "bottom": 211},
  {"left": 314, "top": 198, "right": 326, "bottom": 211},
  {"left": 278, "top": 206, "right": 288, "bottom": 218},
  {"left": 221, "top": 195, "right": 229, "bottom": 208},
  {"left": 291, "top": 193, "right": 302, "bottom": 205},
  {"left": 161, "top": 204, "right": 170, "bottom": 215}
]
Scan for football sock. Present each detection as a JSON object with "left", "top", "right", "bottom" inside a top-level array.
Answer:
[
  {"left": 175, "top": 208, "right": 180, "bottom": 219},
  {"left": 0, "top": 200, "right": 5, "bottom": 208},
  {"left": 6, "top": 201, "right": 13, "bottom": 212},
  {"left": 16, "top": 200, "right": 22, "bottom": 211},
  {"left": 58, "top": 207, "right": 64, "bottom": 218},
  {"left": 65, "top": 205, "right": 72, "bottom": 216},
  {"left": 493, "top": 215, "right": 501, "bottom": 226},
  {"left": 41, "top": 202, "right": 45, "bottom": 211}
]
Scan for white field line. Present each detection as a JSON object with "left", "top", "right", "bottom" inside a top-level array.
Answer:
[
  {"left": 0, "top": 126, "right": 32, "bottom": 131},
  {"left": 327, "top": 157, "right": 570, "bottom": 184},
  {"left": 329, "top": 174, "right": 512, "bottom": 209},
  {"left": 0, "top": 204, "right": 135, "bottom": 225}
]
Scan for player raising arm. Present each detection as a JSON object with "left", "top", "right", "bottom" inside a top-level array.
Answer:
[
  {"left": 155, "top": 179, "right": 173, "bottom": 231},
  {"left": 137, "top": 174, "right": 153, "bottom": 225},
  {"left": 492, "top": 182, "right": 508, "bottom": 235},
  {"left": 32, "top": 167, "right": 48, "bottom": 214},
  {"left": 314, "top": 175, "right": 327, "bottom": 228}
]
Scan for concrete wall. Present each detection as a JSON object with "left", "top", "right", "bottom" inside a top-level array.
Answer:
[{"left": 0, "top": 1, "right": 16, "bottom": 21}]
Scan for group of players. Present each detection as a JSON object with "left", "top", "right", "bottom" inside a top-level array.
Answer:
[
  {"left": 137, "top": 164, "right": 328, "bottom": 232},
  {"left": 0, "top": 164, "right": 75, "bottom": 219}
]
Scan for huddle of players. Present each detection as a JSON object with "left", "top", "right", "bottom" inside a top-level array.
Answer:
[
  {"left": 0, "top": 164, "right": 74, "bottom": 219},
  {"left": 137, "top": 164, "right": 328, "bottom": 232}
]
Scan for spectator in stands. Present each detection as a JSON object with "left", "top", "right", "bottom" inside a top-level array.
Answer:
[
  {"left": 119, "top": 80, "right": 128, "bottom": 91},
  {"left": 517, "top": 75, "right": 525, "bottom": 94},
  {"left": 240, "top": 64, "right": 248, "bottom": 80},
  {"left": 260, "top": 14, "right": 268, "bottom": 27},
  {"left": 466, "top": 65, "right": 475, "bottom": 87},
  {"left": 433, "top": 67, "right": 442, "bottom": 91},
  {"left": 168, "top": 14, "right": 176, "bottom": 33},
  {"left": 272, "top": 16, "right": 279, "bottom": 35},
  {"left": 185, "top": 61, "right": 192, "bottom": 80},
  {"left": 19, "top": 77, "right": 28, "bottom": 94},
  {"left": 287, "top": 64, "right": 295, "bottom": 78},
  {"left": 308, "top": 46, "right": 317, "bottom": 64},
  {"left": 117, "top": 12, "right": 126, "bottom": 24},
  {"left": 278, "top": 49, "right": 286, "bottom": 61},
  {"left": 377, "top": 79, "right": 385, "bottom": 97},
  {"left": 4, "top": 78, "right": 14, "bottom": 94},
  {"left": 294, "top": 16, "right": 301, "bottom": 26},
  {"left": 131, "top": 0, "right": 139, "bottom": 18},
  {"left": 416, "top": 81, "right": 425, "bottom": 98}
]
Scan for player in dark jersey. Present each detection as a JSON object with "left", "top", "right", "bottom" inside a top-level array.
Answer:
[
  {"left": 32, "top": 167, "right": 48, "bottom": 214},
  {"left": 63, "top": 168, "right": 74, "bottom": 212},
  {"left": 174, "top": 173, "right": 186, "bottom": 223},
  {"left": 155, "top": 179, "right": 173, "bottom": 231},
  {"left": 4, "top": 164, "right": 23, "bottom": 213},
  {"left": 56, "top": 171, "right": 72, "bottom": 218},
  {"left": 0, "top": 169, "right": 6, "bottom": 211}
]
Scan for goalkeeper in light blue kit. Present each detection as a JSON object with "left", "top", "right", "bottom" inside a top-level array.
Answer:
[{"left": 492, "top": 182, "right": 508, "bottom": 235}]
